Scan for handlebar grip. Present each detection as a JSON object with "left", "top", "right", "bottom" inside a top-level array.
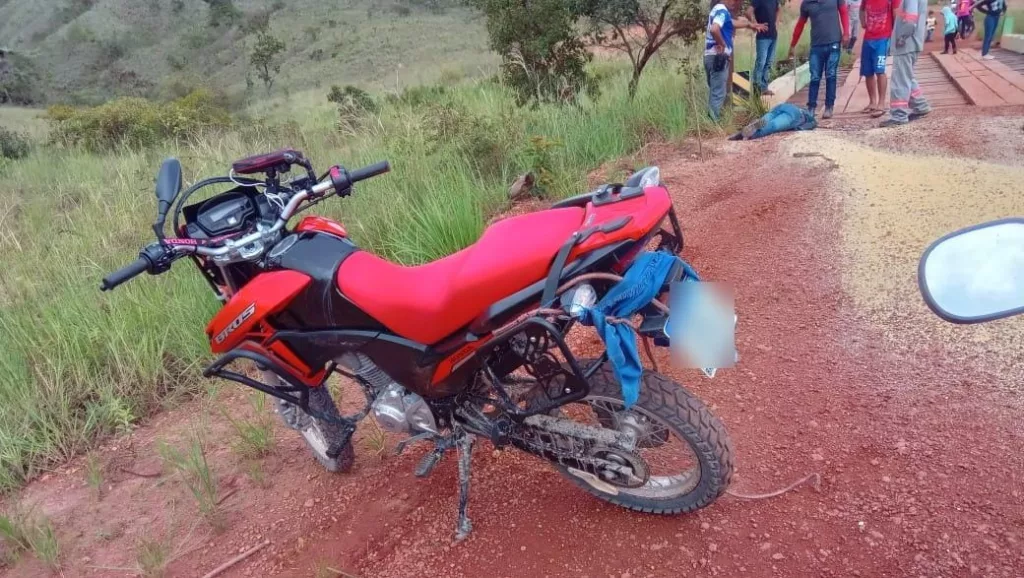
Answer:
[
  {"left": 100, "top": 256, "right": 151, "bottom": 291},
  {"left": 349, "top": 161, "right": 390, "bottom": 183}
]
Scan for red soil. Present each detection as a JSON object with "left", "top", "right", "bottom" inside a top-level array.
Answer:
[{"left": 4, "top": 114, "right": 1024, "bottom": 578}]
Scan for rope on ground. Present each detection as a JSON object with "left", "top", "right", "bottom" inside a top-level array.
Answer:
[{"left": 725, "top": 473, "right": 821, "bottom": 501}]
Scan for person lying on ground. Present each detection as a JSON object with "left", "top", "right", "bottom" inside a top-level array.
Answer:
[
  {"left": 788, "top": 0, "right": 852, "bottom": 120},
  {"left": 728, "top": 102, "right": 818, "bottom": 140}
]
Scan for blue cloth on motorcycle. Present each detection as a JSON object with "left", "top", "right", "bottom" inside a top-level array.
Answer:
[{"left": 578, "top": 251, "right": 699, "bottom": 408}]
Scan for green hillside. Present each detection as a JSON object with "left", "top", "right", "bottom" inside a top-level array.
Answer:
[{"left": 0, "top": 0, "right": 497, "bottom": 105}]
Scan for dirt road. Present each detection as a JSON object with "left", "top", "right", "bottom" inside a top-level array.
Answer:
[{"left": 5, "top": 108, "right": 1024, "bottom": 578}]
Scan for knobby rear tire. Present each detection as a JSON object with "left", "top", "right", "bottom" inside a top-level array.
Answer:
[{"left": 558, "top": 360, "right": 734, "bottom": 514}]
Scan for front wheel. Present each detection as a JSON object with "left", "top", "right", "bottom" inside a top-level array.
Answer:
[
  {"left": 267, "top": 371, "right": 354, "bottom": 473},
  {"left": 555, "top": 361, "right": 734, "bottom": 513}
]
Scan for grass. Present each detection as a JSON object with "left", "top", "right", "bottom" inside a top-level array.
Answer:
[
  {"left": 132, "top": 513, "right": 200, "bottom": 578},
  {"left": 156, "top": 426, "right": 223, "bottom": 530},
  {"left": 362, "top": 421, "right": 389, "bottom": 459},
  {"left": 0, "top": 503, "right": 61, "bottom": 568},
  {"left": 0, "top": 56, "right": 713, "bottom": 493},
  {"left": 222, "top": 393, "right": 275, "bottom": 460},
  {"left": 84, "top": 451, "right": 104, "bottom": 499}
]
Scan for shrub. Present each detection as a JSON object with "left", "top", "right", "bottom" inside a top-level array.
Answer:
[
  {"left": 522, "top": 135, "right": 561, "bottom": 197},
  {"left": 388, "top": 84, "right": 448, "bottom": 108},
  {"left": 47, "top": 90, "right": 231, "bottom": 151},
  {"left": 0, "top": 128, "right": 32, "bottom": 160},
  {"left": 328, "top": 85, "right": 378, "bottom": 132},
  {"left": 468, "top": 0, "right": 595, "bottom": 105},
  {"left": 424, "top": 102, "right": 521, "bottom": 179},
  {"left": 0, "top": 52, "right": 43, "bottom": 106},
  {"left": 202, "top": 0, "right": 242, "bottom": 28}
]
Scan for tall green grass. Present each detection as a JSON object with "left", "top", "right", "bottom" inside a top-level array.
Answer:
[{"left": 0, "top": 59, "right": 706, "bottom": 491}]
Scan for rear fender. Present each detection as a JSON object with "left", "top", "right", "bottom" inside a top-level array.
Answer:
[{"left": 206, "top": 270, "right": 312, "bottom": 354}]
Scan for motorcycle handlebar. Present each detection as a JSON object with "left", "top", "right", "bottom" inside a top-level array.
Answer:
[
  {"left": 349, "top": 161, "right": 390, "bottom": 183},
  {"left": 100, "top": 255, "right": 151, "bottom": 291}
]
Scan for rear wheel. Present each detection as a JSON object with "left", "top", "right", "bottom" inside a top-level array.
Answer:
[{"left": 554, "top": 360, "right": 733, "bottom": 513}]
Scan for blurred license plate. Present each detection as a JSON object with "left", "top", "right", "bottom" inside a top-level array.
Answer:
[{"left": 666, "top": 279, "right": 737, "bottom": 376}]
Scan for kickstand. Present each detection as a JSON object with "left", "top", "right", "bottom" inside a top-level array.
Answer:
[{"left": 455, "top": 428, "right": 476, "bottom": 542}]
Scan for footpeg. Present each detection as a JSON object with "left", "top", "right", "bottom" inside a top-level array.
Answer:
[{"left": 395, "top": 432, "right": 433, "bottom": 456}]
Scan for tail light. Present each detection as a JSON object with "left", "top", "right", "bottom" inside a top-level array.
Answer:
[{"left": 612, "top": 241, "right": 644, "bottom": 275}]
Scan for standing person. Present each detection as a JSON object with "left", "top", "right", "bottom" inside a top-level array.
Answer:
[
  {"left": 789, "top": 0, "right": 852, "bottom": 119},
  {"left": 705, "top": 0, "right": 767, "bottom": 121},
  {"left": 859, "top": 0, "right": 896, "bottom": 116},
  {"left": 957, "top": 0, "right": 975, "bottom": 39},
  {"left": 747, "top": 0, "right": 782, "bottom": 95},
  {"left": 926, "top": 10, "right": 937, "bottom": 42},
  {"left": 975, "top": 0, "right": 1005, "bottom": 59},
  {"left": 942, "top": 2, "right": 959, "bottom": 53},
  {"left": 880, "top": 0, "right": 931, "bottom": 127},
  {"left": 847, "top": 0, "right": 863, "bottom": 52}
]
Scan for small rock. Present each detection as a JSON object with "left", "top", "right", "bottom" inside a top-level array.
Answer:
[
  {"left": 700, "top": 522, "right": 711, "bottom": 531},
  {"left": 521, "top": 546, "right": 527, "bottom": 552},
  {"left": 771, "top": 553, "right": 785, "bottom": 561},
  {"left": 304, "top": 499, "right": 315, "bottom": 508}
]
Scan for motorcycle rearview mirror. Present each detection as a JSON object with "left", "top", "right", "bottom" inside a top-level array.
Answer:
[
  {"left": 152, "top": 158, "right": 183, "bottom": 240},
  {"left": 918, "top": 217, "right": 1024, "bottom": 324}
]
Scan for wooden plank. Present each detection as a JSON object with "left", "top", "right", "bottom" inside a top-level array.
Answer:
[
  {"left": 954, "top": 76, "right": 1007, "bottom": 106},
  {"left": 980, "top": 58, "right": 1024, "bottom": 93},
  {"left": 932, "top": 52, "right": 971, "bottom": 78},
  {"left": 974, "top": 71, "right": 1024, "bottom": 105}
]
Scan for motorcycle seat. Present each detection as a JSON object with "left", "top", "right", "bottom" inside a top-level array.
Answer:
[{"left": 337, "top": 207, "right": 586, "bottom": 344}]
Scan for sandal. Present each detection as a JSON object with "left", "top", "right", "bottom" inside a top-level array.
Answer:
[
  {"left": 870, "top": 108, "right": 888, "bottom": 118},
  {"left": 861, "top": 105, "right": 879, "bottom": 113}
]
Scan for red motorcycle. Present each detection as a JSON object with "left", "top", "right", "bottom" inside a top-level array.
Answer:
[{"left": 101, "top": 150, "right": 734, "bottom": 539}]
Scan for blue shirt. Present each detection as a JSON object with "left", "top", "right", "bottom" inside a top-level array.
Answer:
[{"left": 705, "top": 3, "right": 735, "bottom": 56}]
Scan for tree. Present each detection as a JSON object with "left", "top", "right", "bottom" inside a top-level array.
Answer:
[
  {"left": 250, "top": 31, "right": 285, "bottom": 93},
  {"left": 466, "top": 0, "right": 596, "bottom": 106},
  {"left": 578, "top": 0, "right": 704, "bottom": 98},
  {"left": 0, "top": 50, "right": 43, "bottom": 106},
  {"left": 201, "top": 0, "right": 242, "bottom": 28}
]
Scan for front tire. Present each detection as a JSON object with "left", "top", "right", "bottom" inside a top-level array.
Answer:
[
  {"left": 268, "top": 370, "right": 354, "bottom": 473},
  {"left": 301, "top": 386, "right": 355, "bottom": 473},
  {"left": 556, "top": 361, "right": 734, "bottom": 513}
]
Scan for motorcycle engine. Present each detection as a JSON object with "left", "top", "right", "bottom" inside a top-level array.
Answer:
[
  {"left": 372, "top": 384, "right": 436, "bottom": 435},
  {"left": 338, "top": 353, "right": 438, "bottom": 435}
]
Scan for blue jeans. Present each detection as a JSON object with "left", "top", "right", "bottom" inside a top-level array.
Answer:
[
  {"left": 982, "top": 11, "right": 1001, "bottom": 56},
  {"left": 705, "top": 54, "right": 730, "bottom": 120},
  {"left": 807, "top": 43, "right": 841, "bottom": 111},
  {"left": 750, "top": 103, "right": 817, "bottom": 139},
  {"left": 753, "top": 37, "right": 777, "bottom": 90}
]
